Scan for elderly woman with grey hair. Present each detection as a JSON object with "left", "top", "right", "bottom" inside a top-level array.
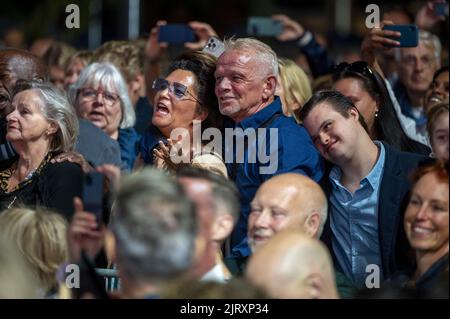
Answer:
[
  {"left": 69, "top": 62, "right": 140, "bottom": 170},
  {"left": 0, "top": 81, "right": 83, "bottom": 219}
]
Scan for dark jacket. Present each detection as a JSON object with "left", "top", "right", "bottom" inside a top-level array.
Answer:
[
  {"left": 320, "top": 142, "right": 430, "bottom": 280},
  {"left": 75, "top": 119, "right": 122, "bottom": 168},
  {"left": 118, "top": 127, "right": 141, "bottom": 171},
  {"left": 0, "top": 160, "right": 84, "bottom": 220}
]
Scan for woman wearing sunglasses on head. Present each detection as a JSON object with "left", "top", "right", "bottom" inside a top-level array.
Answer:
[
  {"left": 333, "top": 61, "right": 430, "bottom": 155},
  {"left": 68, "top": 62, "right": 138, "bottom": 171},
  {"left": 136, "top": 50, "right": 226, "bottom": 176}
]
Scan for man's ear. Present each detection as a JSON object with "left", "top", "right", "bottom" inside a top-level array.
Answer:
[
  {"left": 304, "top": 273, "right": 324, "bottom": 299},
  {"left": 211, "top": 214, "right": 235, "bottom": 242},
  {"left": 262, "top": 75, "right": 277, "bottom": 100},
  {"left": 304, "top": 212, "right": 320, "bottom": 238},
  {"left": 349, "top": 106, "right": 360, "bottom": 122}
]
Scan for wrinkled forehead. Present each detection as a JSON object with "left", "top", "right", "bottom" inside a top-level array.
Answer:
[
  {"left": 255, "top": 182, "right": 299, "bottom": 206},
  {"left": 401, "top": 41, "right": 436, "bottom": 58},
  {"left": 0, "top": 54, "right": 44, "bottom": 90},
  {"left": 218, "top": 49, "right": 256, "bottom": 68},
  {"left": 83, "top": 73, "right": 119, "bottom": 94},
  {"left": 0, "top": 59, "right": 19, "bottom": 91}
]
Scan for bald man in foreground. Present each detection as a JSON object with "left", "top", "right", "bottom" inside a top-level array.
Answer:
[
  {"left": 246, "top": 231, "right": 338, "bottom": 299},
  {"left": 232, "top": 173, "right": 355, "bottom": 298},
  {"left": 248, "top": 173, "right": 327, "bottom": 252}
]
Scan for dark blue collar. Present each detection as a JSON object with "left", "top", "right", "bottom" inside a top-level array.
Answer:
[{"left": 237, "top": 96, "right": 283, "bottom": 130}]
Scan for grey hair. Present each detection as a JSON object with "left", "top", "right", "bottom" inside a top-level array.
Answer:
[
  {"left": 13, "top": 81, "right": 79, "bottom": 153},
  {"left": 68, "top": 62, "right": 135, "bottom": 129},
  {"left": 223, "top": 38, "right": 279, "bottom": 77},
  {"left": 109, "top": 168, "right": 197, "bottom": 283},
  {"left": 395, "top": 30, "right": 442, "bottom": 64}
]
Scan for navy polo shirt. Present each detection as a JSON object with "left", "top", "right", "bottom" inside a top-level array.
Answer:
[{"left": 226, "top": 97, "right": 324, "bottom": 258}]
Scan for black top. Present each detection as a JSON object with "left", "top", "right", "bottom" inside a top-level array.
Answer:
[
  {"left": 0, "top": 156, "right": 84, "bottom": 220},
  {"left": 389, "top": 254, "right": 449, "bottom": 298}
]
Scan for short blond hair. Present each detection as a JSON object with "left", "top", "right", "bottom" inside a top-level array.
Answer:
[
  {"left": 93, "top": 40, "right": 144, "bottom": 83},
  {"left": 0, "top": 208, "right": 69, "bottom": 294},
  {"left": 278, "top": 58, "right": 312, "bottom": 122}
]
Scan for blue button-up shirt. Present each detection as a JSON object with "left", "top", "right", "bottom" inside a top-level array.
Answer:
[
  {"left": 227, "top": 97, "right": 324, "bottom": 258},
  {"left": 329, "top": 141, "right": 385, "bottom": 288}
]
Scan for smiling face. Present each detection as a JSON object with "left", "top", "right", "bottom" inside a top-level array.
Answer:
[
  {"left": 302, "top": 102, "right": 360, "bottom": 165},
  {"left": 425, "top": 70, "right": 449, "bottom": 112},
  {"left": 248, "top": 182, "right": 305, "bottom": 252},
  {"left": 333, "top": 77, "right": 379, "bottom": 134},
  {"left": 430, "top": 111, "right": 449, "bottom": 161},
  {"left": 6, "top": 89, "right": 56, "bottom": 146},
  {"left": 152, "top": 69, "right": 203, "bottom": 138},
  {"left": 76, "top": 84, "right": 122, "bottom": 139},
  {"left": 214, "top": 49, "right": 272, "bottom": 122},
  {"left": 404, "top": 172, "right": 449, "bottom": 256}
]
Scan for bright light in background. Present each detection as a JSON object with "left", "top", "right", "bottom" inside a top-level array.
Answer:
[{"left": 128, "top": 0, "right": 140, "bottom": 39}]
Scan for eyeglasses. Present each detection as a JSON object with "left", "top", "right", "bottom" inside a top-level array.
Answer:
[
  {"left": 78, "top": 88, "right": 120, "bottom": 105},
  {"left": 152, "top": 78, "right": 202, "bottom": 105}
]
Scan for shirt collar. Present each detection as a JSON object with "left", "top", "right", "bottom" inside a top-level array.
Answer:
[
  {"left": 329, "top": 141, "right": 386, "bottom": 190},
  {"left": 237, "top": 96, "right": 283, "bottom": 130},
  {"left": 365, "top": 141, "right": 385, "bottom": 189}
]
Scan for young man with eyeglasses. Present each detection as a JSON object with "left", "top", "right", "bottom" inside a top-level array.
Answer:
[{"left": 299, "top": 90, "right": 429, "bottom": 289}]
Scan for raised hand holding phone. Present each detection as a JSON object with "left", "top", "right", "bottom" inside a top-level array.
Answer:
[
  {"left": 158, "top": 24, "right": 197, "bottom": 44},
  {"left": 68, "top": 197, "right": 105, "bottom": 263}
]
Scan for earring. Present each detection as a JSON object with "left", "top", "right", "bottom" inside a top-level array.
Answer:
[{"left": 375, "top": 111, "right": 379, "bottom": 118}]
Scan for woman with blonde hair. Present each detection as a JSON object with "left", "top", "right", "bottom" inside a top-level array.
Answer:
[
  {"left": 276, "top": 58, "right": 312, "bottom": 122},
  {"left": 0, "top": 208, "right": 69, "bottom": 297}
]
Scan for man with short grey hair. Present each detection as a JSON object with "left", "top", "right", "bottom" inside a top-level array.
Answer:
[
  {"left": 214, "top": 38, "right": 323, "bottom": 259},
  {"left": 393, "top": 30, "right": 441, "bottom": 130},
  {"left": 110, "top": 168, "right": 197, "bottom": 298}
]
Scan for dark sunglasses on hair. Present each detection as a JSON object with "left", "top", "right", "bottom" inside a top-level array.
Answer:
[
  {"left": 152, "top": 78, "right": 202, "bottom": 105},
  {"left": 333, "top": 61, "right": 377, "bottom": 81}
]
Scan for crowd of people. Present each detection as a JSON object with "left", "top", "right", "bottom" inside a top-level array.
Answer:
[{"left": 0, "top": 1, "right": 448, "bottom": 299}]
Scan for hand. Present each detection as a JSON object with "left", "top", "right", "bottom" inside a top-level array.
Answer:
[
  {"left": 51, "top": 151, "right": 94, "bottom": 173},
  {"left": 361, "top": 20, "right": 401, "bottom": 65},
  {"left": 96, "top": 164, "right": 121, "bottom": 192},
  {"left": 145, "top": 20, "right": 168, "bottom": 63},
  {"left": 153, "top": 139, "right": 179, "bottom": 171},
  {"left": 67, "top": 197, "right": 105, "bottom": 263},
  {"left": 272, "top": 14, "right": 305, "bottom": 42},
  {"left": 416, "top": 0, "right": 446, "bottom": 31},
  {"left": 153, "top": 137, "right": 192, "bottom": 171},
  {"left": 185, "top": 21, "right": 218, "bottom": 50}
]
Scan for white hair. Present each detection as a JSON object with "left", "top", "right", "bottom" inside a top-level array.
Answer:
[
  {"left": 68, "top": 62, "right": 135, "bottom": 129},
  {"left": 223, "top": 38, "right": 279, "bottom": 77},
  {"left": 15, "top": 81, "right": 79, "bottom": 153},
  {"left": 395, "top": 30, "right": 442, "bottom": 64}
]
